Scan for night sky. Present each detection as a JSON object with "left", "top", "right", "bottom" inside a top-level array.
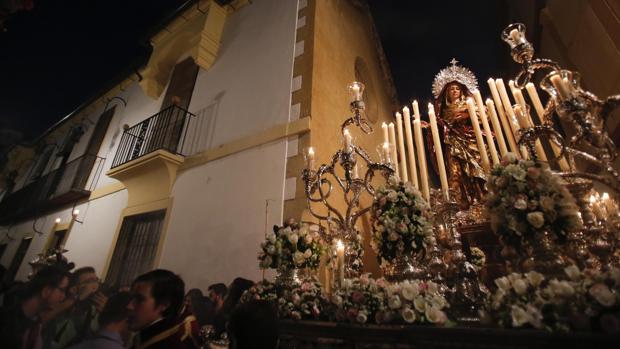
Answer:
[{"left": 0, "top": 0, "right": 515, "bottom": 145}]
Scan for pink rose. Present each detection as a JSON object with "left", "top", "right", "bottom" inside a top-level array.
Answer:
[
  {"left": 527, "top": 167, "right": 541, "bottom": 179},
  {"left": 351, "top": 291, "right": 366, "bottom": 304},
  {"left": 347, "top": 308, "right": 359, "bottom": 322}
]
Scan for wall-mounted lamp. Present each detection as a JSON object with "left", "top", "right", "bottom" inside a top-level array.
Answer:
[{"left": 72, "top": 209, "right": 83, "bottom": 224}]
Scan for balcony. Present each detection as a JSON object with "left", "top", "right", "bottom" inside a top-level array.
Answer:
[
  {"left": 0, "top": 154, "right": 105, "bottom": 224},
  {"left": 111, "top": 105, "right": 195, "bottom": 169},
  {"left": 106, "top": 105, "right": 194, "bottom": 207}
]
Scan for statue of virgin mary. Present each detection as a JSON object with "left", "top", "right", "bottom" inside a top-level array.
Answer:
[{"left": 431, "top": 59, "right": 487, "bottom": 209}]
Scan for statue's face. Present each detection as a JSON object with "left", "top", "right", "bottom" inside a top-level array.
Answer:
[{"left": 447, "top": 83, "right": 462, "bottom": 103}]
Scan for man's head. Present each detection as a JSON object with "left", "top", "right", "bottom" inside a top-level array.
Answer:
[
  {"left": 227, "top": 300, "right": 278, "bottom": 349},
  {"left": 99, "top": 292, "right": 132, "bottom": 340},
  {"left": 127, "top": 269, "right": 184, "bottom": 331},
  {"left": 24, "top": 266, "right": 70, "bottom": 312},
  {"left": 207, "top": 283, "right": 227, "bottom": 308},
  {"left": 73, "top": 266, "right": 99, "bottom": 301}
]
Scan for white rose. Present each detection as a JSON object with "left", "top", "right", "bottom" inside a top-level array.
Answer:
[
  {"left": 388, "top": 295, "right": 402, "bottom": 310},
  {"left": 491, "top": 289, "right": 506, "bottom": 310},
  {"left": 426, "top": 281, "right": 439, "bottom": 294},
  {"left": 387, "top": 191, "right": 398, "bottom": 202},
  {"left": 514, "top": 199, "right": 527, "bottom": 210},
  {"left": 401, "top": 282, "right": 418, "bottom": 301},
  {"left": 331, "top": 294, "right": 343, "bottom": 306},
  {"left": 495, "top": 276, "right": 511, "bottom": 291},
  {"left": 304, "top": 249, "right": 312, "bottom": 259},
  {"left": 281, "top": 227, "right": 292, "bottom": 236},
  {"left": 356, "top": 311, "right": 368, "bottom": 324},
  {"left": 304, "top": 233, "right": 313, "bottom": 244},
  {"left": 267, "top": 233, "right": 276, "bottom": 243},
  {"left": 511, "top": 305, "right": 531, "bottom": 327},
  {"left": 526, "top": 304, "right": 543, "bottom": 329},
  {"left": 564, "top": 265, "right": 581, "bottom": 281},
  {"left": 425, "top": 306, "right": 447, "bottom": 324},
  {"left": 526, "top": 211, "right": 545, "bottom": 229},
  {"left": 525, "top": 271, "right": 544, "bottom": 287},
  {"left": 539, "top": 196, "right": 555, "bottom": 212},
  {"left": 512, "top": 279, "right": 528, "bottom": 295},
  {"left": 266, "top": 244, "right": 276, "bottom": 255},
  {"left": 589, "top": 283, "right": 616, "bottom": 307},
  {"left": 388, "top": 232, "right": 399, "bottom": 241},
  {"left": 549, "top": 280, "right": 574, "bottom": 298},
  {"left": 413, "top": 296, "right": 426, "bottom": 312},
  {"left": 293, "top": 251, "right": 305, "bottom": 266},
  {"left": 401, "top": 307, "right": 416, "bottom": 323},
  {"left": 288, "top": 233, "right": 299, "bottom": 245}
]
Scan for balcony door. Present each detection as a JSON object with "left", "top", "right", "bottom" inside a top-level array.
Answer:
[{"left": 145, "top": 57, "right": 199, "bottom": 155}]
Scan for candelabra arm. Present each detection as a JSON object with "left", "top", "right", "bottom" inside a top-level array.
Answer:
[{"left": 601, "top": 95, "right": 620, "bottom": 121}]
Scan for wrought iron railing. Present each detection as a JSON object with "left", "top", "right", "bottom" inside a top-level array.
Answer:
[
  {"left": 111, "top": 105, "right": 195, "bottom": 168},
  {"left": 0, "top": 154, "right": 105, "bottom": 223}
]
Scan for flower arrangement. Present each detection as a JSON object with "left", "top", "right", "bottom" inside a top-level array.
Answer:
[
  {"left": 371, "top": 179, "right": 433, "bottom": 264},
  {"left": 258, "top": 221, "right": 324, "bottom": 270},
  {"left": 329, "top": 274, "right": 450, "bottom": 325},
  {"left": 242, "top": 278, "right": 326, "bottom": 321},
  {"left": 484, "top": 266, "right": 620, "bottom": 333},
  {"left": 241, "top": 275, "right": 451, "bottom": 326},
  {"left": 485, "top": 153, "right": 581, "bottom": 247},
  {"left": 325, "top": 234, "right": 365, "bottom": 275}
]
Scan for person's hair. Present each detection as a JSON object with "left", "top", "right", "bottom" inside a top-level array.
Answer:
[
  {"left": 227, "top": 300, "right": 278, "bottom": 349},
  {"left": 223, "top": 278, "right": 253, "bottom": 311},
  {"left": 73, "top": 266, "right": 96, "bottom": 280},
  {"left": 132, "top": 269, "right": 184, "bottom": 319},
  {"left": 99, "top": 291, "right": 132, "bottom": 326},
  {"left": 185, "top": 288, "right": 214, "bottom": 326},
  {"left": 21, "top": 266, "right": 70, "bottom": 300},
  {"left": 207, "top": 283, "right": 228, "bottom": 299}
]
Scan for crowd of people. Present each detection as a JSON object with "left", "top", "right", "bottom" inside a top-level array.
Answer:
[{"left": 0, "top": 264, "right": 278, "bottom": 349}]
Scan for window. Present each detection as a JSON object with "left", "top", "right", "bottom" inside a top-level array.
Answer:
[
  {"left": 105, "top": 210, "right": 166, "bottom": 287},
  {"left": 7, "top": 237, "right": 32, "bottom": 281}
]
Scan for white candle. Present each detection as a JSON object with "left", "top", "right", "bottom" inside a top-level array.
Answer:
[
  {"left": 512, "top": 88, "right": 548, "bottom": 162},
  {"left": 466, "top": 98, "right": 491, "bottom": 172},
  {"left": 382, "top": 142, "right": 391, "bottom": 164},
  {"left": 488, "top": 78, "right": 520, "bottom": 156},
  {"left": 307, "top": 147, "right": 315, "bottom": 170},
  {"left": 381, "top": 122, "right": 389, "bottom": 146},
  {"left": 508, "top": 105, "right": 530, "bottom": 159},
  {"left": 336, "top": 240, "right": 345, "bottom": 287},
  {"left": 473, "top": 91, "right": 499, "bottom": 166},
  {"left": 412, "top": 101, "right": 430, "bottom": 201},
  {"left": 550, "top": 74, "right": 571, "bottom": 100},
  {"left": 526, "top": 82, "right": 570, "bottom": 171},
  {"left": 351, "top": 84, "right": 361, "bottom": 101},
  {"left": 511, "top": 85, "right": 528, "bottom": 113},
  {"left": 496, "top": 78, "right": 526, "bottom": 158},
  {"left": 343, "top": 129, "right": 352, "bottom": 152},
  {"left": 428, "top": 103, "right": 449, "bottom": 200},
  {"left": 485, "top": 99, "right": 508, "bottom": 157},
  {"left": 413, "top": 119, "right": 430, "bottom": 202},
  {"left": 402, "top": 107, "right": 419, "bottom": 188},
  {"left": 395, "top": 112, "right": 410, "bottom": 183},
  {"left": 388, "top": 122, "right": 400, "bottom": 180}
]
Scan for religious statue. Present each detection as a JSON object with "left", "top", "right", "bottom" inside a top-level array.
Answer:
[{"left": 431, "top": 59, "right": 487, "bottom": 209}]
